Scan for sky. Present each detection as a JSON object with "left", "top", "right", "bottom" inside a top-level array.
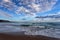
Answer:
[{"left": 0, "top": 0, "right": 60, "bottom": 21}]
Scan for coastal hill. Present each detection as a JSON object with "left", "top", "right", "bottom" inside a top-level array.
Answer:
[{"left": 0, "top": 20, "right": 10, "bottom": 22}]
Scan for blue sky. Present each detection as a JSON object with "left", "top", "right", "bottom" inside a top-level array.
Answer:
[{"left": 0, "top": 0, "right": 60, "bottom": 21}]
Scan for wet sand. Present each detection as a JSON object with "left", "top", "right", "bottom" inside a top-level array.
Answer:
[{"left": 0, "top": 33, "right": 60, "bottom": 40}]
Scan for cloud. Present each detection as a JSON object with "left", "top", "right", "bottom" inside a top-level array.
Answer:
[
  {"left": 27, "top": 3, "right": 41, "bottom": 12},
  {"left": 28, "top": 0, "right": 57, "bottom": 13},
  {"left": 0, "top": 0, "right": 17, "bottom": 11},
  {"left": 0, "top": 10, "right": 12, "bottom": 18},
  {"left": 3, "top": 0, "right": 10, "bottom": 2},
  {"left": 15, "top": 0, "right": 58, "bottom": 16},
  {"left": 32, "top": 11, "right": 60, "bottom": 22},
  {"left": 0, "top": 0, "right": 58, "bottom": 15},
  {"left": 47, "top": 11, "right": 60, "bottom": 16},
  {"left": 15, "top": 6, "right": 37, "bottom": 17},
  {"left": 0, "top": 0, "right": 58, "bottom": 20}
]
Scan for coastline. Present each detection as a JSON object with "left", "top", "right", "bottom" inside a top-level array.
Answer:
[{"left": 0, "top": 33, "right": 60, "bottom": 40}]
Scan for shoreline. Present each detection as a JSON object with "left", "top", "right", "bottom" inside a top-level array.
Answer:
[{"left": 0, "top": 33, "right": 60, "bottom": 40}]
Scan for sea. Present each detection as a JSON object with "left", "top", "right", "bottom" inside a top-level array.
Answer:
[{"left": 0, "top": 22, "right": 60, "bottom": 38}]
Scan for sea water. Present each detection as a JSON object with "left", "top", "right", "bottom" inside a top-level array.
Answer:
[{"left": 0, "top": 22, "right": 60, "bottom": 38}]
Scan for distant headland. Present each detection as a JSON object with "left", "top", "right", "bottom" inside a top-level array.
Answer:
[{"left": 0, "top": 20, "right": 10, "bottom": 22}]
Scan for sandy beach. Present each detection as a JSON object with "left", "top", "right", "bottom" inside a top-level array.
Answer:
[{"left": 0, "top": 33, "right": 60, "bottom": 40}]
